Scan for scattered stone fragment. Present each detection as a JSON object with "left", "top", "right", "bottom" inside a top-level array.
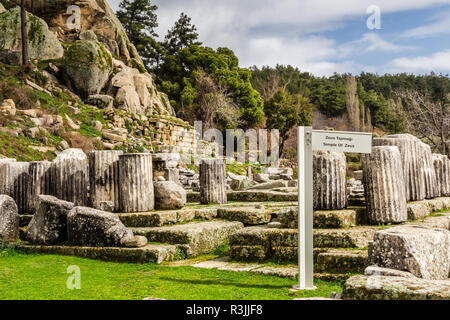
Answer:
[
  {"left": 67, "top": 206, "right": 134, "bottom": 247},
  {"left": 154, "top": 181, "right": 187, "bottom": 210},
  {"left": 342, "top": 275, "right": 450, "bottom": 300},
  {"left": 364, "top": 266, "right": 417, "bottom": 278},
  {"left": 0, "top": 195, "right": 19, "bottom": 242},
  {"left": 25, "top": 195, "right": 74, "bottom": 245}
]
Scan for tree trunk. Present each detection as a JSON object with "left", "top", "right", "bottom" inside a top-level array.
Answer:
[{"left": 20, "top": 0, "right": 30, "bottom": 69}]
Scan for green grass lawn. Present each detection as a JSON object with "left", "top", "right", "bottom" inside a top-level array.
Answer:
[{"left": 0, "top": 249, "right": 342, "bottom": 300}]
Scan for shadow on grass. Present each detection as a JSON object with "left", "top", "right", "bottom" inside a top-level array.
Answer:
[{"left": 158, "top": 277, "right": 290, "bottom": 289}]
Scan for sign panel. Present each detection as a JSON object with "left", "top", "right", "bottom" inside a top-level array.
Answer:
[
  {"left": 312, "top": 130, "right": 373, "bottom": 154},
  {"left": 295, "top": 127, "right": 373, "bottom": 291}
]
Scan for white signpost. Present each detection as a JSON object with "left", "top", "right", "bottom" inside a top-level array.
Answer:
[{"left": 294, "top": 127, "right": 373, "bottom": 290}]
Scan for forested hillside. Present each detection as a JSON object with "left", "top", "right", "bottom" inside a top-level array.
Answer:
[{"left": 114, "top": 1, "right": 449, "bottom": 156}]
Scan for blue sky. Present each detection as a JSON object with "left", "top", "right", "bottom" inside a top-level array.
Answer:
[{"left": 109, "top": 0, "right": 450, "bottom": 76}]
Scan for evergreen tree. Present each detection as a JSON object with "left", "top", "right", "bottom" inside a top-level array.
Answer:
[
  {"left": 264, "top": 89, "right": 313, "bottom": 153},
  {"left": 117, "top": 0, "right": 159, "bottom": 68},
  {"left": 163, "top": 13, "right": 201, "bottom": 56}
]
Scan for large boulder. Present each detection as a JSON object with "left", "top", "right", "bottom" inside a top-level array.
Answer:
[
  {"left": 25, "top": 195, "right": 74, "bottom": 245},
  {"left": 369, "top": 225, "right": 450, "bottom": 280},
  {"left": 0, "top": 195, "right": 19, "bottom": 242},
  {"left": 64, "top": 40, "right": 112, "bottom": 98},
  {"left": 0, "top": 7, "right": 63, "bottom": 61},
  {"left": 154, "top": 181, "right": 186, "bottom": 210},
  {"left": 67, "top": 206, "right": 133, "bottom": 247}
]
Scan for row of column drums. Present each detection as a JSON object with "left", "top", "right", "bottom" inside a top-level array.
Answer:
[{"left": 0, "top": 149, "right": 155, "bottom": 214}]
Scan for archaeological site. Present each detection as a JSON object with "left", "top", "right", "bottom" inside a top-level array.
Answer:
[{"left": 0, "top": 0, "right": 449, "bottom": 305}]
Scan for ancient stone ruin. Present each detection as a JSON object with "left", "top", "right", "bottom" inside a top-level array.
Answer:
[{"left": 362, "top": 146, "right": 408, "bottom": 224}]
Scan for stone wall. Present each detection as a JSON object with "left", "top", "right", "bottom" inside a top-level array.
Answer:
[{"left": 148, "top": 117, "right": 218, "bottom": 157}]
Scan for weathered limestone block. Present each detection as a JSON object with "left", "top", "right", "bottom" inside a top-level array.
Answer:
[
  {"left": 0, "top": 195, "right": 19, "bottom": 242},
  {"left": 118, "top": 153, "right": 154, "bottom": 213},
  {"left": 25, "top": 195, "right": 74, "bottom": 245},
  {"left": 89, "top": 150, "right": 123, "bottom": 211},
  {"left": 0, "top": 161, "right": 30, "bottom": 214},
  {"left": 433, "top": 154, "right": 450, "bottom": 197},
  {"left": 154, "top": 181, "right": 186, "bottom": 210},
  {"left": 373, "top": 134, "right": 426, "bottom": 201},
  {"left": 407, "top": 201, "right": 431, "bottom": 220},
  {"left": 419, "top": 142, "right": 439, "bottom": 199},
  {"left": 362, "top": 146, "right": 407, "bottom": 224},
  {"left": 369, "top": 225, "right": 450, "bottom": 280},
  {"left": 26, "top": 161, "right": 52, "bottom": 214},
  {"left": 50, "top": 149, "right": 88, "bottom": 206},
  {"left": 217, "top": 207, "right": 271, "bottom": 225},
  {"left": 67, "top": 206, "right": 134, "bottom": 247},
  {"left": 364, "top": 266, "right": 417, "bottom": 278},
  {"left": 200, "top": 159, "right": 227, "bottom": 205},
  {"left": 313, "top": 151, "right": 347, "bottom": 210},
  {"left": 249, "top": 180, "right": 287, "bottom": 190},
  {"left": 343, "top": 275, "right": 450, "bottom": 300}
]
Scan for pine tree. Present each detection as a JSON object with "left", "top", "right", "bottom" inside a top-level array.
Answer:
[
  {"left": 117, "top": 0, "right": 159, "bottom": 68},
  {"left": 163, "top": 13, "right": 201, "bottom": 56}
]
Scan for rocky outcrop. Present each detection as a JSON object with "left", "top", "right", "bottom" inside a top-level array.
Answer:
[
  {"left": 25, "top": 195, "right": 74, "bottom": 245},
  {"left": 64, "top": 40, "right": 113, "bottom": 98},
  {"left": 369, "top": 225, "right": 450, "bottom": 280},
  {"left": 24, "top": 0, "right": 142, "bottom": 65},
  {"left": 362, "top": 146, "right": 407, "bottom": 224},
  {"left": 0, "top": 7, "right": 63, "bottom": 61},
  {"left": 110, "top": 65, "right": 175, "bottom": 116},
  {"left": 154, "top": 181, "right": 186, "bottom": 210},
  {"left": 313, "top": 151, "right": 347, "bottom": 210},
  {"left": 67, "top": 206, "right": 134, "bottom": 247},
  {"left": 0, "top": 195, "right": 19, "bottom": 242}
]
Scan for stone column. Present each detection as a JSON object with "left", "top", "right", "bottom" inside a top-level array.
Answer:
[
  {"left": 373, "top": 134, "right": 426, "bottom": 201},
  {"left": 89, "top": 150, "right": 123, "bottom": 212},
  {"left": 50, "top": 148, "right": 89, "bottom": 206},
  {"left": 118, "top": 153, "right": 154, "bottom": 213},
  {"left": 0, "top": 158, "right": 17, "bottom": 195},
  {"left": 433, "top": 154, "right": 450, "bottom": 197},
  {"left": 200, "top": 158, "right": 227, "bottom": 205},
  {"left": 419, "top": 142, "right": 439, "bottom": 199},
  {"left": 27, "top": 161, "right": 52, "bottom": 214},
  {"left": 363, "top": 146, "right": 407, "bottom": 224},
  {"left": 313, "top": 151, "right": 347, "bottom": 210},
  {"left": 0, "top": 161, "right": 30, "bottom": 214}
]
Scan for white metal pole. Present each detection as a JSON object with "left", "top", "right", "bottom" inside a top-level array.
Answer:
[{"left": 294, "top": 126, "right": 315, "bottom": 290}]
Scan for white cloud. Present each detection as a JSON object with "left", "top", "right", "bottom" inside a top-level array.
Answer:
[
  {"left": 387, "top": 50, "right": 450, "bottom": 73},
  {"left": 108, "top": 0, "right": 450, "bottom": 75},
  {"left": 400, "top": 10, "right": 450, "bottom": 38},
  {"left": 338, "top": 33, "right": 416, "bottom": 58}
]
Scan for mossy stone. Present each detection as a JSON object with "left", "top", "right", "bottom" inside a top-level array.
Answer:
[
  {"left": 64, "top": 40, "right": 113, "bottom": 98},
  {"left": 0, "top": 7, "right": 63, "bottom": 60}
]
